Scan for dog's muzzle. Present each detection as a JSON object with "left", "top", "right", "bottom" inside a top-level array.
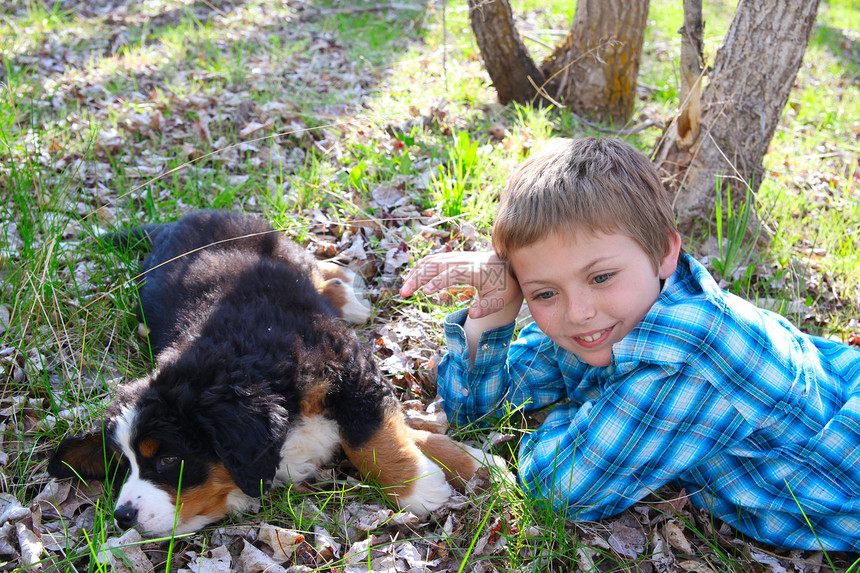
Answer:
[{"left": 114, "top": 503, "right": 138, "bottom": 530}]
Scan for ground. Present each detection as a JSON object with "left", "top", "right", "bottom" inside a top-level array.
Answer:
[{"left": 0, "top": 0, "right": 859, "bottom": 571}]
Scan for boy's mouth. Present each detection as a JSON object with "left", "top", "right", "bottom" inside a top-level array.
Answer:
[{"left": 573, "top": 326, "right": 613, "bottom": 347}]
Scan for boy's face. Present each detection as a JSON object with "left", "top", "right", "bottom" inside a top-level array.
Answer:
[{"left": 509, "top": 230, "right": 680, "bottom": 367}]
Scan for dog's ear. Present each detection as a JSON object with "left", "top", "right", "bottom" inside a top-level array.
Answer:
[
  {"left": 48, "top": 430, "right": 120, "bottom": 481},
  {"left": 197, "top": 390, "right": 288, "bottom": 497}
]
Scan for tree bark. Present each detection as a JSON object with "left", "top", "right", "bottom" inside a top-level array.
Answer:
[
  {"left": 467, "top": 0, "right": 649, "bottom": 124},
  {"left": 657, "top": 0, "right": 820, "bottom": 236},
  {"left": 675, "top": 0, "right": 704, "bottom": 148},
  {"left": 467, "top": 0, "right": 549, "bottom": 106},
  {"left": 542, "top": 0, "right": 650, "bottom": 125}
]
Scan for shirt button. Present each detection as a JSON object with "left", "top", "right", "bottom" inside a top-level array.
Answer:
[
  {"left": 481, "top": 344, "right": 490, "bottom": 352},
  {"left": 461, "top": 388, "right": 470, "bottom": 397}
]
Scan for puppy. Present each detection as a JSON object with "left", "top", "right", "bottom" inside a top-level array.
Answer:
[{"left": 49, "top": 211, "right": 503, "bottom": 536}]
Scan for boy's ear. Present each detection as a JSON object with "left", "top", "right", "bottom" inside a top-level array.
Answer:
[
  {"left": 48, "top": 431, "right": 113, "bottom": 481},
  {"left": 658, "top": 231, "right": 683, "bottom": 280}
]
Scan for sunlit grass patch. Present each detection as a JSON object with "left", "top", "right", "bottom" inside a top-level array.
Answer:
[{"left": 1, "top": 0, "right": 859, "bottom": 569}]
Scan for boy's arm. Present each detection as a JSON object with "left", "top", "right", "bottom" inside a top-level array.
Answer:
[
  {"left": 402, "top": 249, "right": 568, "bottom": 423},
  {"left": 517, "top": 363, "right": 750, "bottom": 520},
  {"left": 462, "top": 296, "right": 522, "bottom": 368},
  {"left": 437, "top": 313, "right": 571, "bottom": 424}
]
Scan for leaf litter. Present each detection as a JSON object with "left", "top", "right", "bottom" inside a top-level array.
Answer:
[{"left": 1, "top": 0, "right": 859, "bottom": 571}]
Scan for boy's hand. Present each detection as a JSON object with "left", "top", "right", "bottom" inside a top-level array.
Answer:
[{"left": 400, "top": 251, "right": 523, "bottom": 319}]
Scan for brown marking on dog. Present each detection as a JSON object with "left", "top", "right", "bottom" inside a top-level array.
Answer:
[
  {"left": 176, "top": 462, "right": 242, "bottom": 524},
  {"left": 341, "top": 408, "right": 421, "bottom": 507},
  {"left": 317, "top": 261, "right": 349, "bottom": 281},
  {"left": 409, "top": 429, "right": 480, "bottom": 491},
  {"left": 138, "top": 438, "right": 160, "bottom": 459},
  {"left": 316, "top": 262, "right": 357, "bottom": 310},
  {"left": 299, "top": 379, "right": 330, "bottom": 417},
  {"left": 318, "top": 278, "right": 349, "bottom": 310}
]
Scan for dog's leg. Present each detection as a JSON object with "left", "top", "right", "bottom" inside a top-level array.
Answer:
[
  {"left": 408, "top": 429, "right": 512, "bottom": 490},
  {"left": 341, "top": 408, "right": 453, "bottom": 515},
  {"left": 315, "top": 262, "right": 371, "bottom": 324}
]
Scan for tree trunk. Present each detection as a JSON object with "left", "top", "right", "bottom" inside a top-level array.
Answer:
[
  {"left": 467, "top": 0, "right": 649, "bottom": 124},
  {"left": 467, "top": 0, "right": 549, "bottom": 106},
  {"left": 657, "top": 0, "right": 820, "bottom": 236},
  {"left": 542, "top": 0, "right": 650, "bottom": 125},
  {"left": 674, "top": 0, "right": 704, "bottom": 149}
]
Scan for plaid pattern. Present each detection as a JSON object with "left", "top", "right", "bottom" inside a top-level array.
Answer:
[{"left": 438, "top": 254, "right": 860, "bottom": 550}]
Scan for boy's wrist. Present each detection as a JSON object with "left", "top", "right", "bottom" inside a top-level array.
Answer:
[
  {"left": 468, "top": 294, "right": 522, "bottom": 326},
  {"left": 464, "top": 296, "right": 522, "bottom": 364}
]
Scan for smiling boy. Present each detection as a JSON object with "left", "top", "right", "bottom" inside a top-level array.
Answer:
[{"left": 401, "top": 137, "right": 860, "bottom": 551}]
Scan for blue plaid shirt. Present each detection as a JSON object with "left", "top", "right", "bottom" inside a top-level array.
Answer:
[{"left": 438, "top": 254, "right": 860, "bottom": 551}]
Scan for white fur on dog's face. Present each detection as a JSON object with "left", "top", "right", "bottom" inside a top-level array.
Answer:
[
  {"left": 113, "top": 406, "right": 251, "bottom": 535},
  {"left": 114, "top": 406, "right": 184, "bottom": 534}
]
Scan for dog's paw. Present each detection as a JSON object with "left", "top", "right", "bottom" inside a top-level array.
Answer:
[
  {"left": 460, "top": 443, "right": 515, "bottom": 486},
  {"left": 397, "top": 454, "right": 454, "bottom": 516}
]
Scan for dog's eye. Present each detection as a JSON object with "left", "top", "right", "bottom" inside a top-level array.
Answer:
[{"left": 156, "top": 455, "right": 180, "bottom": 472}]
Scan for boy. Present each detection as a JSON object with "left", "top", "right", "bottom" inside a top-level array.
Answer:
[{"left": 400, "top": 137, "right": 860, "bottom": 551}]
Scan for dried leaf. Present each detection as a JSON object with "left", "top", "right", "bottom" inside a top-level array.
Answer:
[
  {"left": 679, "top": 560, "right": 716, "bottom": 573},
  {"left": 352, "top": 507, "right": 399, "bottom": 531},
  {"left": 178, "top": 546, "right": 233, "bottom": 573},
  {"left": 313, "top": 524, "right": 341, "bottom": 560},
  {"left": 650, "top": 530, "right": 679, "bottom": 573},
  {"left": 749, "top": 548, "right": 791, "bottom": 573},
  {"left": 395, "top": 542, "right": 440, "bottom": 571},
  {"left": 664, "top": 519, "right": 694, "bottom": 554},
  {"left": 0, "top": 494, "right": 29, "bottom": 524},
  {"left": 608, "top": 519, "right": 646, "bottom": 558},
  {"left": 239, "top": 119, "right": 274, "bottom": 139},
  {"left": 233, "top": 538, "right": 288, "bottom": 573},
  {"left": 384, "top": 245, "right": 410, "bottom": 273},
  {"left": 0, "top": 522, "right": 16, "bottom": 555},
  {"left": 16, "top": 520, "right": 44, "bottom": 572},
  {"left": 0, "top": 305, "right": 10, "bottom": 336},
  {"left": 576, "top": 546, "right": 599, "bottom": 572},
  {"left": 371, "top": 184, "right": 406, "bottom": 208},
  {"left": 96, "top": 529, "right": 154, "bottom": 573},
  {"left": 256, "top": 523, "right": 304, "bottom": 562}
]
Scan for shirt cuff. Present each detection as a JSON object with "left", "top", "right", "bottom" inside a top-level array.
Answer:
[{"left": 442, "top": 309, "right": 517, "bottom": 372}]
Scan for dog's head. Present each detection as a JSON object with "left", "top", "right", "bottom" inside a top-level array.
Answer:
[{"left": 49, "top": 362, "right": 289, "bottom": 535}]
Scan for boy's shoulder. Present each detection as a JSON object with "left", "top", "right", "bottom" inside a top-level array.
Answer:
[{"left": 615, "top": 254, "right": 777, "bottom": 365}]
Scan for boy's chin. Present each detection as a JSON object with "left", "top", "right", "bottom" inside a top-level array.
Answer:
[
  {"left": 579, "top": 353, "right": 613, "bottom": 368},
  {"left": 559, "top": 343, "right": 614, "bottom": 367}
]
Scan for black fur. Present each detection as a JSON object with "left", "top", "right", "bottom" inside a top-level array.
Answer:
[{"left": 51, "top": 211, "right": 392, "bottom": 497}]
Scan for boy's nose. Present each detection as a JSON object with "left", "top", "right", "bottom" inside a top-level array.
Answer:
[{"left": 565, "top": 296, "right": 596, "bottom": 324}]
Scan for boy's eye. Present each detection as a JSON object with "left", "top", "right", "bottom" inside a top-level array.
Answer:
[
  {"left": 592, "top": 273, "right": 613, "bottom": 284},
  {"left": 534, "top": 290, "right": 556, "bottom": 301}
]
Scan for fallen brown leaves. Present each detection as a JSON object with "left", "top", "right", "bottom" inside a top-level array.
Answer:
[{"left": 1, "top": 0, "right": 859, "bottom": 571}]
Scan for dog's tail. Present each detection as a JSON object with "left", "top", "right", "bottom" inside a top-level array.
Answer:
[{"left": 100, "top": 224, "right": 165, "bottom": 250}]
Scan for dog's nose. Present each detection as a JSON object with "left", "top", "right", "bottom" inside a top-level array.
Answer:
[{"left": 114, "top": 503, "right": 138, "bottom": 530}]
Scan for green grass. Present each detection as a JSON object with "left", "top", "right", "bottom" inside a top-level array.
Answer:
[{"left": 1, "top": 0, "right": 859, "bottom": 570}]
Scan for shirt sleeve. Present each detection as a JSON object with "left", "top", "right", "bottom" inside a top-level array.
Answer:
[
  {"left": 436, "top": 309, "right": 574, "bottom": 424},
  {"left": 517, "top": 361, "right": 751, "bottom": 520}
]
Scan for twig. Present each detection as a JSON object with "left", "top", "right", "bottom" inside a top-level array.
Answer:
[
  {"left": 317, "top": 3, "right": 423, "bottom": 16},
  {"left": 526, "top": 76, "right": 662, "bottom": 136}
]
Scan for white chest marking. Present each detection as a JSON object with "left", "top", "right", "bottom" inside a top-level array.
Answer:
[{"left": 274, "top": 415, "right": 341, "bottom": 485}]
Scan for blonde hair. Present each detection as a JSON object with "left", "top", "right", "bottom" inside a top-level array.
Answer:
[{"left": 493, "top": 137, "right": 677, "bottom": 270}]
